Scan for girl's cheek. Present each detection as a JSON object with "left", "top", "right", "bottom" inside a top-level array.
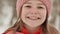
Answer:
[
  {"left": 24, "top": 10, "right": 30, "bottom": 14},
  {"left": 22, "top": 11, "right": 29, "bottom": 17},
  {"left": 39, "top": 10, "right": 46, "bottom": 17}
]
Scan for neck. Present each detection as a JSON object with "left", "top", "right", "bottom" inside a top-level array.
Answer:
[{"left": 24, "top": 24, "right": 40, "bottom": 34}]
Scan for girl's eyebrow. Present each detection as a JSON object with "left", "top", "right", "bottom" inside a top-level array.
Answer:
[
  {"left": 37, "top": 3, "right": 44, "bottom": 5},
  {"left": 25, "top": 2, "right": 43, "bottom": 5},
  {"left": 25, "top": 2, "right": 32, "bottom": 4}
]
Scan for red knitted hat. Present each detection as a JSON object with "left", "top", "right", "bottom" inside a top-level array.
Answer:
[{"left": 16, "top": 0, "right": 52, "bottom": 17}]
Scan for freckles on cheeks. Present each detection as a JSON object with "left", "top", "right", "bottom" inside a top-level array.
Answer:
[{"left": 38, "top": 10, "right": 47, "bottom": 19}]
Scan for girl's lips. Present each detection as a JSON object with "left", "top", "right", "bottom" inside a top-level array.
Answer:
[{"left": 26, "top": 16, "right": 40, "bottom": 20}]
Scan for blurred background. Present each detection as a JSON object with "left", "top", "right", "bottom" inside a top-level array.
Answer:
[{"left": 0, "top": 0, "right": 60, "bottom": 34}]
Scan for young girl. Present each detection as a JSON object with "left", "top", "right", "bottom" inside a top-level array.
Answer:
[{"left": 3, "top": 0, "right": 59, "bottom": 34}]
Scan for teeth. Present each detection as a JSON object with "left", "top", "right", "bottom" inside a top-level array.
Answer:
[{"left": 27, "top": 16, "right": 40, "bottom": 20}]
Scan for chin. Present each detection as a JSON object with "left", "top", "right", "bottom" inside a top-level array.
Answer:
[{"left": 28, "top": 24, "right": 40, "bottom": 27}]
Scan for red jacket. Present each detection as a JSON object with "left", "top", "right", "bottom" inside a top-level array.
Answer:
[
  {"left": 3, "top": 26, "right": 43, "bottom": 34},
  {"left": 3, "top": 24, "right": 59, "bottom": 34}
]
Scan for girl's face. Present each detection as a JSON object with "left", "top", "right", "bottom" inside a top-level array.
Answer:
[{"left": 21, "top": 0, "right": 47, "bottom": 27}]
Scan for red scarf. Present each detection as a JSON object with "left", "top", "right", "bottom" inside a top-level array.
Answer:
[{"left": 22, "top": 27, "right": 43, "bottom": 34}]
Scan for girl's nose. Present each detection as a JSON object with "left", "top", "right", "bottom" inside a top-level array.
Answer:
[{"left": 30, "top": 8, "right": 39, "bottom": 14}]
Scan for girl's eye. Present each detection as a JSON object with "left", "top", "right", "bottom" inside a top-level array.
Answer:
[
  {"left": 37, "top": 7, "right": 44, "bottom": 9},
  {"left": 25, "top": 6, "right": 31, "bottom": 8}
]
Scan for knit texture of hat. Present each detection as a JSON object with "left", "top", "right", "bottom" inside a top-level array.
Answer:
[{"left": 16, "top": 0, "right": 52, "bottom": 17}]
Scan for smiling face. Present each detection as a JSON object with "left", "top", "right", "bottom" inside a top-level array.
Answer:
[{"left": 21, "top": 0, "right": 47, "bottom": 27}]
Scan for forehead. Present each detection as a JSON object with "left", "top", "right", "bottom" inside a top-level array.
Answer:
[{"left": 25, "top": 0, "right": 44, "bottom": 5}]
